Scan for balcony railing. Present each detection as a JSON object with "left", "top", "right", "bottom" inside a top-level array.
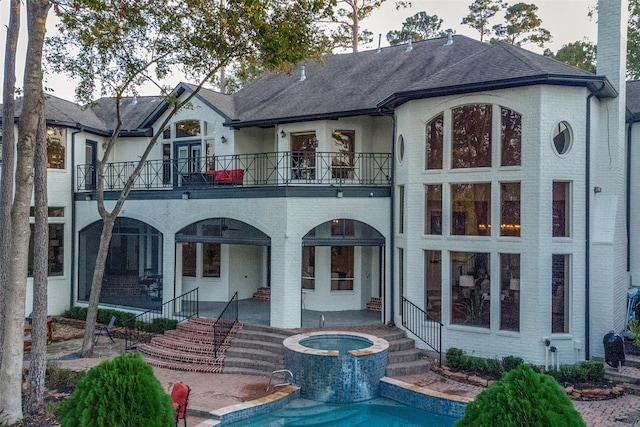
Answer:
[{"left": 76, "top": 151, "right": 392, "bottom": 191}]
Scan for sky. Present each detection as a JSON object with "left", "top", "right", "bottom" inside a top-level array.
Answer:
[{"left": 0, "top": 0, "right": 598, "bottom": 102}]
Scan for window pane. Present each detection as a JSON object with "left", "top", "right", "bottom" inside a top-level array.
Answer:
[
  {"left": 425, "top": 184, "right": 442, "bottom": 235},
  {"left": 331, "top": 246, "right": 354, "bottom": 291},
  {"left": 552, "top": 254, "right": 569, "bottom": 333},
  {"left": 162, "top": 127, "right": 171, "bottom": 139},
  {"left": 500, "top": 253, "right": 520, "bottom": 331},
  {"left": 182, "top": 242, "right": 196, "bottom": 277},
  {"left": 451, "top": 183, "right": 491, "bottom": 236},
  {"left": 425, "top": 250, "right": 442, "bottom": 322},
  {"left": 398, "top": 185, "right": 405, "bottom": 234},
  {"left": 331, "top": 219, "right": 355, "bottom": 236},
  {"left": 331, "top": 130, "right": 355, "bottom": 179},
  {"left": 47, "top": 127, "right": 65, "bottom": 169},
  {"left": 451, "top": 251, "right": 490, "bottom": 327},
  {"left": 452, "top": 104, "right": 492, "bottom": 168},
  {"left": 500, "top": 182, "right": 521, "bottom": 237},
  {"left": 175, "top": 120, "right": 201, "bottom": 138},
  {"left": 426, "top": 113, "right": 443, "bottom": 169},
  {"left": 553, "top": 181, "right": 570, "bottom": 237},
  {"left": 28, "top": 224, "right": 64, "bottom": 277},
  {"left": 291, "top": 133, "right": 316, "bottom": 180},
  {"left": 30, "top": 207, "right": 65, "bottom": 217},
  {"left": 202, "top": 243, "right": 221, "bottom": 277},
  {"left": 501, "top": 107, "right": 521, "bottom": 166},
  {"left": 302, "top": 246, "right": 315, "bottom": 290}
]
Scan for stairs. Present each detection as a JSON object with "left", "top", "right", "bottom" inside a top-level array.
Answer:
[
  {"left": 366, "top": 297, "right": 382, "bottom": 312},
  {"left": 138, "top": 319, "right": 430, "bottom": 378},
  {"left": 604, "top": 352, "right": 640, "bottom": 395},
  {"left": 252, "top": 287, "right": 271, "bottom": 301}
]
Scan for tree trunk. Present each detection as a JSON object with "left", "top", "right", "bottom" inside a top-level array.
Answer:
[
  {"left": 80, "top": 213, "right": 116, "bottom": 357},
  {"left": 0, "top": 0, "right": 20, "bottom": 370},
  {"left": 0, "top": 1, "right": 49, "bottom": 423},
  {"left": 25, "top": 109, "right": 49, "bottom": 414}
]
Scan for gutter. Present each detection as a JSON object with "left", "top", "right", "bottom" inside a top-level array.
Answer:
[
  {"left": 585, "top": 93, "right": 594, "bottom": 359},
  {"left": 627, "top": 119, "right": 633, "bottom": 271},
  {"left": 226, "top": 108, "right": 381, "bottom": 130}
]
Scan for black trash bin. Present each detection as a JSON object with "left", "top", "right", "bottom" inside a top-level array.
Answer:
[{"left": 603, "top": 331, "right": 625, "bottom": 370}]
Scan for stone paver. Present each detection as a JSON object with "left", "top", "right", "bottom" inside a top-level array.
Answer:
[{"left": 31, "top": 335, "right": 640, "bottom": 427}]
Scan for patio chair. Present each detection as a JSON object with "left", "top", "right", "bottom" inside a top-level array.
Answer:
[
  {"left": 171, "top": 382, "right": 191, "bottom": 427},
  {"left": 93, "top": 315, "right": 116, "bottom": 344}
]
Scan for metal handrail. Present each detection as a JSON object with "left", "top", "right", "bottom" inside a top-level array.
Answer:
[
  {"left": 124, "top": 288, "right": 199, "bottom": 351},
  {"left": 266, "top": 369, "right": 294, "bottom": 392},
  {"left": 402, "top": 296, "right": 443, "bottom": 366},
  {"left": 213, "top": 291, "right": 239, "bottom": 358},
  {"left": 76, "top": 151, "right": 392, "bottom": 191}
]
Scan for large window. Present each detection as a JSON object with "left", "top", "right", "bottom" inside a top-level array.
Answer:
[
  {"left": 500, "top": 253, "right": 520, "bottom": 331},
  {"left": 46, "top": 127, "right": 65, "bottom": 169},
  {"left": 175, "top": 120, "right": 201, "bottom": 138},
  {"left": 425, "top": 250, "right": 442, "bottom": 322},
  {"left": 424, "top": 184, "right": 442, "bottom": 235},
  {"left": 28, "top": 223, "right": 64, "bottom": 277},
  {"left": 451, "top": 183, "right": 491, "bottom": 236},
  {"left": 398, "top": 185, "right": 405, "bottom": 234},
  {"left": 451, "top": 251, "right": 490, "bottom": 327},
  {"left": 182, "top": 242, "right": 221, "bottom": 278},
  {"left": 500, "top": 182, "right": 521, "bottom": 237},
  {"left": 302, "top": 246, "right": 315, "bottom": 290},
  {"left": 182, "top": 242, "right": 197, "bottom": 277},
  {"left": 552, "top": 254, "right": 569, "bottom": 333},
  {"left": 553, "top": 181, "right": 570, "bottom": 237},
  {"left": 331, "top": 246, "right": 354, "bottom": 291},
  {"left": 452, "top": 104, "right": 492, "bottom": 169},
  {"left": 501, "top": 107, "right": 521, "bottom": 166},
  {"left": 426, "top": 113, "right": 443, "bottom": 169}
]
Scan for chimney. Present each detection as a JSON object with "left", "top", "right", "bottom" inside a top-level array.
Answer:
[
  {"left": 300, "top": 65, "right": 306, "bottom": 82},
  {"left": 445, "top": 29, "right": 454, "bottom": 46},
  {"left": 377, "top": 34, "right": 382, "bottom": 53},
  {"left": 406, "top": 38, "right": 413, "bottom": 52}
]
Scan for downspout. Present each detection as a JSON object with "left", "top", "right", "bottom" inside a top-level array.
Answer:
[
  {"left": 70, "top": 128, "right": 82, "bottom": 308},
  {"left": 585, "top": 94, "right": 593, "bottom": 360},
  {"left": 627, "top": 120, "right": 633, "bottom": 272},
  {"left": 383, "top": 110, "right": 397, "bottom": 326}
]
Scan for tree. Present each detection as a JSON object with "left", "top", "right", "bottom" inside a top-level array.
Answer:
[
  {"left": 461, "top": 0, "right": 504, "bottom": 42},
  {"left": 628, "top": 0, "right": 640, "bottom": 78},
  {"left": 0, "top": 0, "right": 20, "bottom": 373},
  {"left": 492, "top": 2, "right": 551, "bottom": 48},
  {"left": 329, "top": 0, "right": 384, "bottom": 52},
  {"left": 0, "top": 1, "right": 51, "bottom": 423},
  {"left": 544, "top": 40, "right": 596, "bottom": 72},
  {"left": 456, "top": 364, "right": 585, "bottom": 426},
  {"left": 47, "top": 0, "right": 333, "bottom": 358},
  {"left": 386, "top": 11, "right": 445, "bottom": 45}
]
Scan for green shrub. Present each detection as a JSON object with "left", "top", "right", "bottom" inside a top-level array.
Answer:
[
  {"left": 62, "top": 306, "right": 88, "bottom": 321},
  {"left": 579, "top": 360, "right": 604, "bottom": 383},
  {"left": 502, "top": 355, "right": 524, "bottom": 372},
  {"left": 456, "top": 364, "right": 585, "bottom": 427},
  {"left": 45, "top": 361, "right": 85, "bottom": 388},
  {"left": 485, "top": 358, "right": 503, "bottom": 378},
  {"left": 146, "top": 318, "right": 179, "bottom": 333},
  {"left": 62, "top": 307, "right": 135, "bottom": 327},
  {"left": 467, "top": 356, "right": 487, "bottom": 374},
  {"left": 446, "top": 348, "right": 466, "bottom": 372},
  {"left": 60, "top": 353, "right": 173, "bottom": 427}
]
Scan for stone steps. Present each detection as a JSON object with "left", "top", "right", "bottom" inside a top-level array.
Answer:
[
  {"left": 366, "top": 297, "right": 382, "bottom": 312},
  {"left": 252, "top": 287, "right": 271, "bottom": 301}
]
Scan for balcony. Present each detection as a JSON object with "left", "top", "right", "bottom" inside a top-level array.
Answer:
[{"left": 76, "top": 151, "right": 392, "bottom": 192}]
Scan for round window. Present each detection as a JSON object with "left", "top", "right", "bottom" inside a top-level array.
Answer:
[
  {"left": 397, "top": 135, "right": 405, "bottom": 162},
  {"left": 552, "top": 121, "right": 572, "bottom": 155}
]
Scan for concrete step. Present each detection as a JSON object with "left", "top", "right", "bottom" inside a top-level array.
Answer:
[
  {"left": 386, "top": 359, "right": 431, "bottom": 377},
  {"left": 387, "top": 337, "right": 417, "bottom": 352},
  {"left": 240, "top": 323, "right": 296, "bottom": 336},
  {"left": 222, "top": 366, "right": 271, "bottom": 377},
  {"left": 387, "top": 348, "right": 423, "bottom": 364},
  {"left": 225, "top": 347, "right": 284, "bottom": 365},
  {"left": 223, "top": 356, "right": 280, "bottom": 373},
  {"left": 231, "top": 338, "right": 285, "bottom": 355},
  {"left": 235, "top": 329, "right": 291, "bottom": 345}
]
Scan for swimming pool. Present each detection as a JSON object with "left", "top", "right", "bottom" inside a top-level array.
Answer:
[{"left": 223, "top": 397, "right": 458, "bottom": 426}]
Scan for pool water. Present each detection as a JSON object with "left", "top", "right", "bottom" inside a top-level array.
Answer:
[
  {"left": 224, "top": 397, "right": 458, "bottom": 426},
  {"left": 298, "top": 335, "right": 372, "bottom": 354}
]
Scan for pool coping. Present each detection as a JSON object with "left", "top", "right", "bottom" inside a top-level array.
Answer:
[
  {"left": 195, "top": 375, "right": 471, "bottom": 426},
  {"left": 283, "top": 330, "right": 389, "bottom": 356}
]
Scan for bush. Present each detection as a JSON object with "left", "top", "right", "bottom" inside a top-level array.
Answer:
[
  {"left": 548, "top": 361, "right": 604, "bottom": 384},
  {"left": 45, "top": 362, "right": 86, "bottom": 389},
  {"left": 456, "top": 364, "right": 585, "bottom": 427},
  {"left": 485, "top": 358, "right": 503, "bottom": 378},
  {"left": 502, "top": 355, "right": 524, "bottom": 372},
  {"left": 62, "top": 307, "right": 135, "bottom": 327},
  {"left": 579, "top": 360, "right": 604, "bottom": 383},
  {"left": 60, "top": 353, "right": 174, "bottom": 427},
  {"left": 446, "top": 348, "right": 466, "bottom": 372},
  {"left": 146, "top": 318, "right": 179, "bottom": 333},
  {"left": 467, "top": 356, "right": 487, "bottom": 374}
]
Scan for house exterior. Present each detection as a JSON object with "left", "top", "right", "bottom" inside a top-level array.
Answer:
[{"left": 3, "top": 0, "right": 638, "bottom": 365}]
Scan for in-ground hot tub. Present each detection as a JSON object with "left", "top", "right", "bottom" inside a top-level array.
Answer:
[{"left": 283, "top": 331, "right": 389, "bottom": 403}]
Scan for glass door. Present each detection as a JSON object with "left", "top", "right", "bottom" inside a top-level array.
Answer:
[
  {"left": 174, "top": 141, "right": 202, "bottom": 186},
  {"left": 85, "top": 140, "right": 97, "bottom": 190},
  {"left": 291, "top": 133, "right": 316, "bottom": 180}
]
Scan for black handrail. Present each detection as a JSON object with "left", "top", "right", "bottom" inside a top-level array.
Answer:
[
  {"left": 77, "top": 151, "right": 392, "bottom": 191},
  {"left": 213, "top": 291, "right": 239, "bottom": 358},
  {"left": 124, "top": 288, "right": 199, "bottom": 351},
  {"left": 402, "top": 297, "right": 443, "bottom": 366}
]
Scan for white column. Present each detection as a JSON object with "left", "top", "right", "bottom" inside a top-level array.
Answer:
[{"left": 270, "top": 233, "right": 302, "bottom": 328}]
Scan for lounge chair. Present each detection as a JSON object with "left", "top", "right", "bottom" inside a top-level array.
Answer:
[
  {"left": 171, "top": 382, "right": 191, "bottom": 427},
  {"left": 93, "top": 315, "right": 116, "bottom": 344}
]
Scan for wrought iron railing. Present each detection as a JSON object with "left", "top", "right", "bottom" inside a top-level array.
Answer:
[
  {"left": 77, "top": 151, "right": 392, "bottom": 191},
  {"left": 213, "top": 291, "right": 239, "bottom": 358},
  {"left": 124, "top": 288, "right": 199, "bottom": 351},
  {"left": 402, "top": 297, "right": 443, "bottom": 366}
]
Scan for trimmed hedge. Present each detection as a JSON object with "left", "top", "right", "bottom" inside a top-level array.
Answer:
[
  {"left": 62, "top": 307, "right": 135, "bottom": 327},
  {"left": 60, "top": 353, "right": 173, "bottom": 427},
  {"left": 456, "top": 364, "right": 585, "bottom": 427}
]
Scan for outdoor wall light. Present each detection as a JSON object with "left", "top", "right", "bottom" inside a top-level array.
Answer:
[
  {"left": 313, "top": 136, "right": 319, "bottom": 148},
  {"left": 182, "top": 191, "right": 190, "bottom": 200},
  {"left": 220, "top": 136, "right": 227, "bottom": 143},
  {"left": 280, "top": 130, "right": 287, "bottom": 138},
  {"left": 85, "top": 194, "right": 92, "bottom": 201},
  {"left": 336, "top": 189, "right": 344, "bottom": 198}
]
